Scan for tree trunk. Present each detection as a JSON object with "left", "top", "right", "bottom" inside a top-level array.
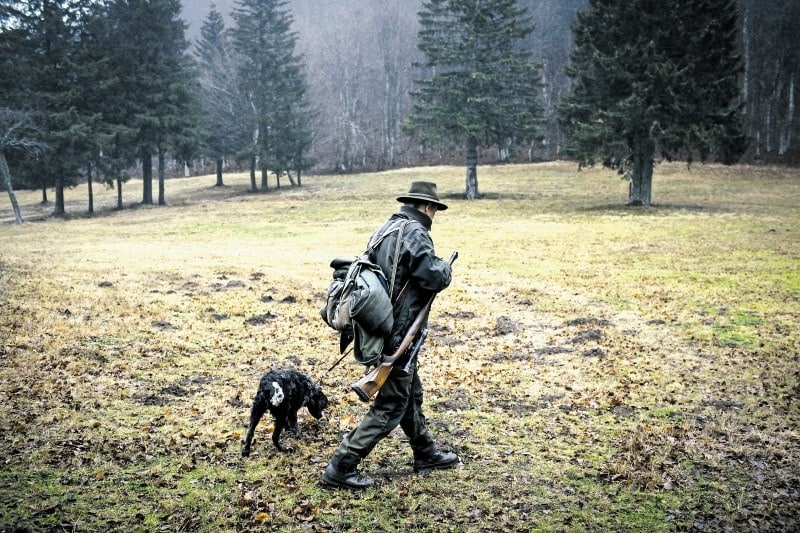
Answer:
[
  {"left": 286, "top": 169, "right": 297, "bottom": 186},
  {"left": 142, "top": 150, "right": 153, "bottom": 205},
  {"left": 40, "top": 175, "right": 48, "bottom": 204},
  {"left": 465, "top": 138, "right": 479, "bottom": 200},
  {"left": 53, "top": 175, "right": 65, "bottom": 217},
  {"left": 779, "top": 74, "right": 795, "bottom": 155},
  {"left": 0, "top": 152, "right": 23, "bottom": 224},
  {"left": 629, "top": 132, "right": 655, "bottom": 206},
  {"left": 260, "top": 167, "right": 268, "bottom": 192},
  {"left": 87, "top": 161, "right": 94, "bottom": 214},
  {"left": 116, "top": 177, "right": 123, "bottom": 209},
  {"left": 249, "top": 156, "right": 257, "bottom": 192},
  {"left": 215, "top": 157, "right": 224, "bottom": 187},
  {"left": 158, "top": 150, "right": 166, "bottom": 206}
]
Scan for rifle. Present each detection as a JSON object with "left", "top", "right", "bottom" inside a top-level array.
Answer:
[
  {"left": 351, "top": 251, "right": 458, "bottom": 402},
  {"left": 402, "top": 328, "right": 427, "bottom": 373}
]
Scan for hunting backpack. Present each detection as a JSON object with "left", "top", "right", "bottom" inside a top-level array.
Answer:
[{"left": 320, "top": 219, "right": 414, "bottom": 365}]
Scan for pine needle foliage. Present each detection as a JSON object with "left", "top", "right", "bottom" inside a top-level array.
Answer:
[
  {"left": 405, "top": 0, "right": 545, "bottom": 199},
  {"left": 558, "top": 0, "right": 748, "bottom": 206}
]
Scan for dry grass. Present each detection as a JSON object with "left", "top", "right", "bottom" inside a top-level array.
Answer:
[{"left": 1, "top": 162, "right": 799, "bottom": 531}]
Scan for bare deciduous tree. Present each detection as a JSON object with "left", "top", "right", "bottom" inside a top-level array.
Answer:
[{"left": 0, "top": 108, "right": 47, "bottom": 224}]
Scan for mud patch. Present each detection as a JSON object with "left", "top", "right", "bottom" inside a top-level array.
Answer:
[
  {"left": 137, "top": 375, "right": 213, "bottom": 406},
  {"left": 245, "top": 312, "right": 278, "bottom": 325},
  {"left": 434, "top": 389, "right": 473, "bottom": 411},
  {"left": 582, "top": 347, "right": 606, "bottom": 358},
  {"left": 571, "top": 329, "right": 603, "bottom": 344},
  {"left": 442, "top": 310, "right": 476, "bottom": 320},
  {"left": 567, "top": 317, "right": 612, "bottom": 328},
  {"left": 535, "top": 346, "right": 572, "bottom": 356},
  {"left": 492, "top": 316, "right": 519, "bottom": 336},
  {"left": 261, "top": 294, "right": 297, "bottom": 303},
  {"left": 488, "top": 396, "right": 542, "bottom": 415},
  {"left": 491, "top": 351, "right": 536, "bottom": 362},
  {"left": 152, "top": 320, "right": 179, "bottom": 331}
]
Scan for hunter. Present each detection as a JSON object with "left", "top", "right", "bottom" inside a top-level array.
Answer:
[{"left": 323, "top": 181, "right": 459, "bottom": 490}]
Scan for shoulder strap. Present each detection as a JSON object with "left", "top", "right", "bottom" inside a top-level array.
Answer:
[
  {"left": 387, "top": 220, "right": 410, "bottom": 297},
  {"left": 366, "top": 218, "right": 406, "bottom": 252},
  {"left": 365, "top": 218, "right": 414, "bottom": 300}
]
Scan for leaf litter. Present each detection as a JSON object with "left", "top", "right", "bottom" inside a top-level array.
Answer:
[{"left": 0, "top": 163, "right": 798, "bottom": 530}]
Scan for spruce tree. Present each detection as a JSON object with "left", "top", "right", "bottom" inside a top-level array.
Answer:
[
  {"left": 231, "top": 0, "right": 313, "bottom": 190},
  {"left": 405, "top": 0, "right": 544, "bottom": 200},
  {"left": 84, "top": 2, "right": 137, "bottom": 209},
  {"left": 558, "top": 0, "right": 747, "bottom": 206},
  {"left": 72, "top": 1, "right": 111, "bottom": 214},
  {"left": 6, "top": 0, "right": 91, "bottom": 215},
  {"left": 196, "top": 6, "right": 247, "bottom": 187},
  {"left": 104, "top": 0, "right": 199, "bottom": 206}
]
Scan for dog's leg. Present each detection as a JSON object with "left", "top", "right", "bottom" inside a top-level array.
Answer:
[
  {"left": 287, "top": 408, "right": 300, "bottom": 437},
  {"left": 242, "top": 398, "right": 267, "bottom": 457},
  {"left": 272, "top": 406, "right": 290, "bottom": 452}
]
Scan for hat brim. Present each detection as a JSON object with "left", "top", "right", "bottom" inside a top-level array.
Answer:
[{"left": 396, "top": 194, "right": 448, "bottom": 210}]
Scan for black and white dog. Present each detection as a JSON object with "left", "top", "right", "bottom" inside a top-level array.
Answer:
[{"left": 241, "top": 369, "right": 328, "bottom": 456}]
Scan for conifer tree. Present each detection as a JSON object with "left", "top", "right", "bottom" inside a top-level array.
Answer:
[
  {"left": 231, "top": 0, "right": 313, "bottom": 190},
  {"left": 196, "top": 6, "right": 248, "bottom": 187},
  {"left": 405, "top": 0, "right": 544, "bottom": 200},
  {"left": 558, "top": 0, "right": 747, "bottom": 205},
  {"left": 104, "top": 0, "right": 200, "bottom": 206},
  {"left": 4, "top": 0, "right": 92, "bottom": 215}
]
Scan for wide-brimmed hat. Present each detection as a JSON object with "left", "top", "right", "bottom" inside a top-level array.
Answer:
[{"left": 396, "top": 181, "right": 448, "bottom": 210}]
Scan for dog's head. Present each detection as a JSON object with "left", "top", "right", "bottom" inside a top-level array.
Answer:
[{"left": 306, "top": 385, "right": 329, "bottom": 419}]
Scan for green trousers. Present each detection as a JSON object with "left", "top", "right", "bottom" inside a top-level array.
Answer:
[{"left": 330, "top": 364, "right": 436, "bottom": 470}]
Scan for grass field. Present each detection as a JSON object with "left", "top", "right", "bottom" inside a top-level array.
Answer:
[{"left": 1, "top": 162, "right": 798, "bottom": 531}]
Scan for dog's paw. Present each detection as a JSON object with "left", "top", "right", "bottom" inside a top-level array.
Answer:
[{"left": 241, "top": 445, "right": 251, "bottom": 457}]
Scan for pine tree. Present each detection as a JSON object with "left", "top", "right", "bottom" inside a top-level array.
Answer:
[
  {"left": 231, "top": 0, "right": 313, "bottom": 191},
  {"left": 558, "top": 0, "right": 747, "bottom": 206},
  {"left": 5, "top": 0, "right": 93, "bottom": 215},
  {"left": 196, "top": 5, "right": 248, "bottom": 187},
  {"left": 405, "top": 0, "right": 544, "bottom": 200},
  {"left": 82, "top": 2, "right": 138, "bottom": 210},
  {"left": 104, "top": 0, "right": 200, "bottom": 206}
]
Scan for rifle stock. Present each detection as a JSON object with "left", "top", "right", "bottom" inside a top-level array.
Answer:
[{"left": 351, "top": 251, "right": 457, "bottom": 402}]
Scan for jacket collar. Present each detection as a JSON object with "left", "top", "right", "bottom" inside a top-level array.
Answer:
[{"left": 399, "top": 205, "right": 432, "bottom": 230}]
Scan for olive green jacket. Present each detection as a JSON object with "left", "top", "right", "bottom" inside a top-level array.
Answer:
[{"left": 368, "top": 206, "right": 452, "bottom": 358}]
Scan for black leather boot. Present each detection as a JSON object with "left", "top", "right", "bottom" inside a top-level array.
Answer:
[
  {"left": 413, "top": 450, "right": 459, "bottom": 473},
  {"left": 322, "top": 463, "right": 374, "bottom": 490}
]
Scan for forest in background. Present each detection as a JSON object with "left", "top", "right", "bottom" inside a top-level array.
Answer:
[
  {"left": 2, "top": 0, "right": 797, "bottom": 221},
  {"left": 182, "top": 0, "right": 799, "bottom": 171}
]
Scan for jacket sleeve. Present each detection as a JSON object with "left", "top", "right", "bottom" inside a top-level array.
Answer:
[{"left": 407, "top": 225, "right": 452, "bottom": 293}]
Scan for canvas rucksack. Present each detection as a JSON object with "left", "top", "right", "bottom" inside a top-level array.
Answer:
[{"left": 320, "top": 219, "right": 414, "bottom": 365}]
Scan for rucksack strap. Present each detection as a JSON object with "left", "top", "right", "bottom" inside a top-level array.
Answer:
[
  {"left": 388, "top": 220, "right": 408, "bottom": 298},
  {"left": 366, "top": 218, "right": 414, "bottom": 302}
]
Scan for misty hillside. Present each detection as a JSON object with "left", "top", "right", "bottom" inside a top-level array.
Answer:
[{"left": 178, "top": 0, "right": 798, "bottom": 169}]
